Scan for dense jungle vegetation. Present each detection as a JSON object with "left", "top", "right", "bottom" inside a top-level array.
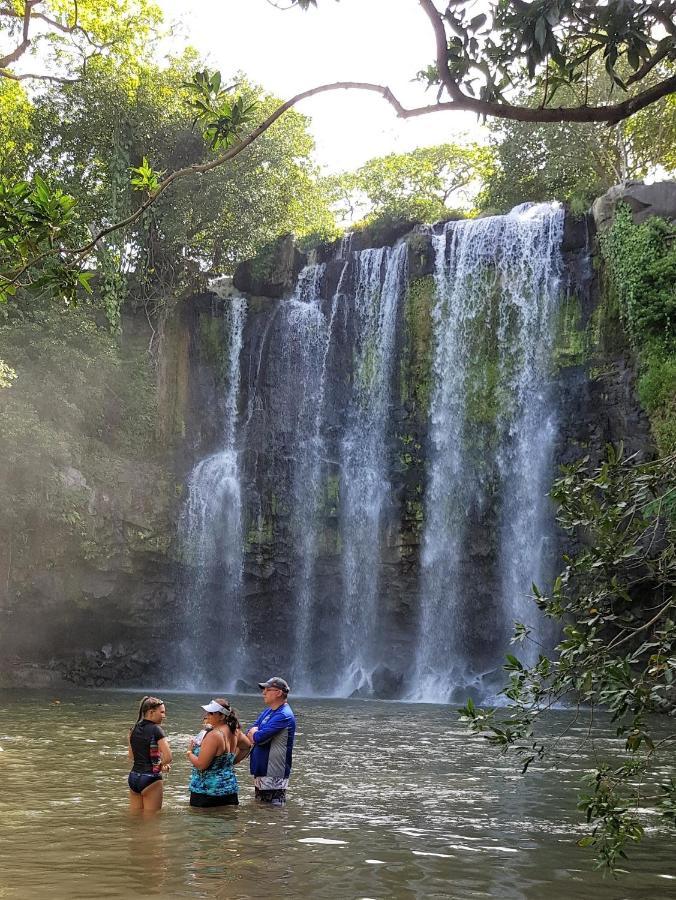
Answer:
[{"left": 0, "top": 0, "right": 674, "bottom": 874}]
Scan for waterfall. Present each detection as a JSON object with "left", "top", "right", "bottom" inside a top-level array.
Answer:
[
  {"left": 337, "top": 243, "right": 408, "bottom": 695},
  {"left": 172, "top": 203, "right": 570, "bottom": 701},
  {"left": 277, "top": 264, "right": 328, "bottom": 689},
  {"left": 177, "top": 296, "right": 247, "bottom": 690},
  {"left": 412, "top": 203, "right": 564, "bottom": 702},
  {"left": 286, "top": 260, "right": 353, "bottom": 692}
]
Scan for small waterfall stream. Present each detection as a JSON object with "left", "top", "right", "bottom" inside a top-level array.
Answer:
[
  {"left": 177, "top": 296, "right": 247, "bottom": 689},
  {"left": 288, "top": 259, "right": 352, "bottom": 692}
]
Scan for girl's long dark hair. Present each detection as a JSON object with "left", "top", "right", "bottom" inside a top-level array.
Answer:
[
  {"left": 130, "top": 695, "right": 164, "bottom": 733},
  {"left": 213, "top": 698, "right": 240, "bottom": 734}
]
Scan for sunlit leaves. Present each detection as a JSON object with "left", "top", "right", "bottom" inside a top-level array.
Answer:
[
  {"left": 326, "top": 142, "right": 495, "bottom": 225},
  {"left": 0, "top": 0, "right": 163, "bottom": 80},
  {"left": 184, "top": 69, "right": 260, "bottom": 151},
  {"left": 0, "top": 174, "right": 88, "bottom": 305},
  {"left": 130, "top": 156, "right": 164, "bottom": 195},
  {"left": 0, "top": 359, "right": 17, "bottom": 388}
]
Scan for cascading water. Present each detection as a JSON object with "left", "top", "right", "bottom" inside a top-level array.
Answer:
[
  {"left": 177, "top": 296, "right": 247, "bottom": 690},
  {"left": 337, "top": 243, "right": 408, "bottom": 694},
  {"left": 173, "top": 203, "right": 572, "bottom": 701},
  {"left": 412, "top": 203, "right": 564, "bottom": 702},
  {"left": 287, "top": 259, "right": 353, "bottom": 692},
  {"left": 276, "top": 264, "right": 329, "bottom": 689},
  {"left": 497, "top": 206, "right": 565, "bottom": 666}
]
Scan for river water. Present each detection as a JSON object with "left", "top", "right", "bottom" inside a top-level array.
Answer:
[{"left": 0, "top": 691, "right": 673, "bottom": 899}]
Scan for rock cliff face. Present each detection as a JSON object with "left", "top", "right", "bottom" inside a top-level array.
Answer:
[
  {"left": 0, "top": 193, "right": 661, "bottom": 691},
  {"left": 163, "top": 208, "right": 653, "bottom": 698}
]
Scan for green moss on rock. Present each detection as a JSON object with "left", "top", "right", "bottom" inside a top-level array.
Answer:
[
  {"left": 552, "top": 293, "right": 594, "bottom": 368},
  {"left": 402, "top": 276, "right": 435, "bottom": 416}
]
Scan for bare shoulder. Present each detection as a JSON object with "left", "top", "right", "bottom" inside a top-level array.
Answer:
[{"left": 204, "top": 727, "right": 226, "bottom": 751}]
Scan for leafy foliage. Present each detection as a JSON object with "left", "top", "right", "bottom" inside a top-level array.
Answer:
[
  {"left": 599, "top": 206, "right": 676, "bottom": 453},
  {"left": 600, "top": 206, "right": 676, "bottom": 350},
  {"left": 0, "top": 0, "right": 163, "bottom": 81},
  {"left": 184, "top": 70, "right": 259, "bottom": 151},
  {"left": 625, "top": 94, "right": 676, "bottom": 173},
  {"left": 480, "top": 117, "right": 618, "bottom": 213},
  {"left": 460, "top": 446, "right": 676, "bottom": 871},
  {"left": 130, "top": 157, "right": 164, "bottom": 196},
  {"left": 0, "top": 81, "right": 33, "bottom": 179},
  {"left": 0, "top": 359, "right": 16, "bottom": 388},
  {"left": 0, "top": 53, "right": 336, "bottom": 317},
  {"left": 0, "top": 174, "right": 90, "bottom": 304},
  {"left": 479, "top": 58, "right": 676, "bottom": 213}
]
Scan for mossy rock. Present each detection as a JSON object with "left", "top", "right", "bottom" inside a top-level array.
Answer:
[{"left": 401, "top": 276, "right": 435, "bottom": 416}]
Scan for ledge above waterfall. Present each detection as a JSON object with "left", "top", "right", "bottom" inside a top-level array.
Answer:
[
  {"left": 232, "top": 208, "right": 593, "bottom": 302},
  {"left": 233, "top": 232, "right": 307, "bottom": 298}
]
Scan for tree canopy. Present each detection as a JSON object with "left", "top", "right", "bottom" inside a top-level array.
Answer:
[
  {"left": 480, "top": 57, "right": 676, "bottom": 212},
  {"left": 327, "top": 142, "right": 494, "bottom": 225},
  {"left": 27, "top": 55, "right": 334, "bottom": 301},
  {"left": 0, "top": 0, "right": 162, "bottom": 83},
  {"left": 2, "top": 0, "right": 675, "bottom": 307}
]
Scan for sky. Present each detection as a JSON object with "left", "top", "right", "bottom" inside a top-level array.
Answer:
[{"left": 157, "top": 0, "right": 487, "bottom": 173}]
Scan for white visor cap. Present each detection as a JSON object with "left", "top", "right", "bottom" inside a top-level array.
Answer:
[{"left": 201, "top": 700, "right": 228, "bottom": 713}]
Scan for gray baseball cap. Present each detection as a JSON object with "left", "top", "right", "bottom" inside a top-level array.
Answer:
[{"left": 257, "top": 676, "right": 290, "bottom": 693}]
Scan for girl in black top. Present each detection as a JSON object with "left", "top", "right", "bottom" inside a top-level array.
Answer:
[{"left": 127, "top": 696, "right": 172, "bottom": 811}]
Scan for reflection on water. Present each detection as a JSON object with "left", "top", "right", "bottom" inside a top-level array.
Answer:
[{"left": 0, "top": 691, "right": 674, "bottom": 899}]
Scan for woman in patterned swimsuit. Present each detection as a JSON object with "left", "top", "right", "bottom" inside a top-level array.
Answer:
[{"left": 186, "top": 699, "right": 251, "bottom": 807}]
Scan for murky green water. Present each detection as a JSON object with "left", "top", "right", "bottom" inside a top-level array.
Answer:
[{"left": 0, "top": 690, "right": 673, "bottom": 899}]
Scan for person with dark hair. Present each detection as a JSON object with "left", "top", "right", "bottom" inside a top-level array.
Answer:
[
  {"left": 247, "top": 677, "right": 296, "bottom": 806},
  {"left": 127, "top": 696, "right": 172, "bottom": 811},
  {"left": 186, "top": 698, "right": 252, "bottom": 808}
]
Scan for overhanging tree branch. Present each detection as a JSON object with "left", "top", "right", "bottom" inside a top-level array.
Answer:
[
  {"left": 0, "top": 69, "right": 79, "bottom": 83},
  {"left": 0, "top": 0, "right": 129, "bottom": 81},
  {"left": 0, "top": 0, "right": 36, "bottom": 69},
  {"left": 418, "top": 0, "right": 465, "bottom": 101},
  {"left": 7, "top": 69, "right": 676, "bottom": 287}
]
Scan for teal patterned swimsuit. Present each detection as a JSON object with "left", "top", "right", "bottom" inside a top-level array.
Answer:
[{"left": 189, "top": 745, "right": 238, "bottom": 797}]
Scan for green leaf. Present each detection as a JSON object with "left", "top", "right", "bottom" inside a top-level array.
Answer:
[{"left": 534, "top": 16, "right": 547, "bottom": 51}]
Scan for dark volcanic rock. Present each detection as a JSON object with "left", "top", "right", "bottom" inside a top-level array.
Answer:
[
  {"left": 233, "top": 233, "right": 306, "bottom": 298},
  {"left": 370, "top": 664, "right": 404, "bottom": 699}
]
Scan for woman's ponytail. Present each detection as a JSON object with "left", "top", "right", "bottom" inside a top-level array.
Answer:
[
  {"left": 137, "top": 695, "right": 151, "bottom": 722},
  {"left": 224, "top": 710, "right": 240, "bottom": 734},
  {"left": 131, "top": 695, "right": 163, "bottom": 733},
  {"left": 213, "top": 698, "right": 240, "bottom": 734}
]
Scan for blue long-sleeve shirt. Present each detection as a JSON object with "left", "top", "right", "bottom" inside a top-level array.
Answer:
[{"left": 249, "top": 702, "right": 295, "bottom": 780}]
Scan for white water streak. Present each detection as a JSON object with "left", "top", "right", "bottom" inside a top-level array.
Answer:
[
  {"left": 179, "top": 296, "right": 247, "bottom": 689},
  {"left": 413, "top": 204, "right": 564, "bottom": 702},
  {"left": 291, "top": 260, "right": 353, "bottom": 691},
  {"left": 338, "top": 243, "right": 408, "bottom": 695}
]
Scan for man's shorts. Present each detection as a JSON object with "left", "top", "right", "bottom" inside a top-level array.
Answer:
[
  {"left": 253, "top": 775, "right": 289, "bottom": 806},
  {"left": 255, "top": 786, "right": 287, "bottom": 806}
]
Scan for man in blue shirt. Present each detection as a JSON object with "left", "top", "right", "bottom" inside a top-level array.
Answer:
[{"left": 247, "top": 676, "right": 296, "bottom": 806}]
